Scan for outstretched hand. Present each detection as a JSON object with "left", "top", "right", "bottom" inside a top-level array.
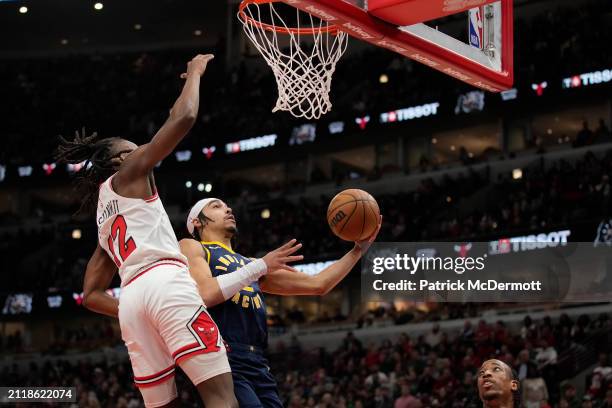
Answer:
[
  {"left": 262, "top": 239, "right": 304, "bottom": 273},
  {"left": 354, "top": 215, "right": 383, "bottom": 254},
  {"left": 180, "top": 54, "right": 214, "bottom": 79}
]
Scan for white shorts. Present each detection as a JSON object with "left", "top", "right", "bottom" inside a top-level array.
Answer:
[{"left": 118, "top": 262, "right": 231, "bottom": 407}]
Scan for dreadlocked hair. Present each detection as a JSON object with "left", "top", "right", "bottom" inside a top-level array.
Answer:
[{"left": 54, "top": 128, "right": 122, "bottom": 216}]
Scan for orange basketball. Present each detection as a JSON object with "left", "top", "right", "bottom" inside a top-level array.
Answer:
[{"left": 327, "top": 189, "right": 380, "bottom": 242}]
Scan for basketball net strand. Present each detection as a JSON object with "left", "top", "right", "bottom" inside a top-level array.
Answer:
[{"left": 239, "top": 2, "right": 348, "bottom": 120}]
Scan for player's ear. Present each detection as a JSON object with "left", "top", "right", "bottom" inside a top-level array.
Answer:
[{"left": 510, "top": 379, "right": 519, "bottom": 392}]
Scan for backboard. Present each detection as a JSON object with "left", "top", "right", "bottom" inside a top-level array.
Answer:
[{"left": 280, "top": 0, "right": 514, "bottom": 92}]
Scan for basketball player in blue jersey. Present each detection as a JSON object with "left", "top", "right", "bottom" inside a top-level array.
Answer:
[{"left": 180, "top": 198, "right": 381, "bottom": 408}]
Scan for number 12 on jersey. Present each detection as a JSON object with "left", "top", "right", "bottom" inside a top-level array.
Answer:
[{"left": 107, "top": 215, "right": 137, "bottom": 267}]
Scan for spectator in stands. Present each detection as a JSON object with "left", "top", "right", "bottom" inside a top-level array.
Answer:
[
  {"left": 424, "top": 323, "right": 442, "bottom": 349},
  {"left": 516, "top": 349, "right": 538, "bottom": 381},
  {"left": 589, "top": 353, "right": 612, "bottom": 399},
  {"left": 560, "top": 382, "right": 580, "bottom": 408},
  {"left": 574, "top": 120, "right": 594, "bottom": 147},
  {"left": 522, "top": 365, "right": 550, "bottom": 408},
  {"left": 600, "top": 388, "right": 612, "bottom": 408},
  {"left": 593, "top": 119, "right": 612, "bottom": 144},
  {"left": 581, "top": 394, "right": 593, "bottom": 408},
  {"left": 394, "top": 384, "right": 422, "bottom": 408}
]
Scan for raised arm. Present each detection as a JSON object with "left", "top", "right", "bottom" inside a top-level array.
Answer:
[
  {"left": 117, "top": 54, "right": 214, "bottom": 181},
  {"left": 260, "top": 216, "right": 382, "bottom": 296},
  {"left": 82, "top": 244, "right": 119, "bottom": 318}
]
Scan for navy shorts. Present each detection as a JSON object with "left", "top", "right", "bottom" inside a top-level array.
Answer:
[{"left": 227, "top": 343, "right": 283, "bottom": 408}]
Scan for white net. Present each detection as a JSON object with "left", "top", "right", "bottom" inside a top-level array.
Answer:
[{"left": 238, "top": 1, "right": 348, "bottom": 120}]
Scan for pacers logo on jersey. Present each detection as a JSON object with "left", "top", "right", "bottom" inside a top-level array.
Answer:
[{"left": 214, "top": 254, "right": 264, "bottom": 310}]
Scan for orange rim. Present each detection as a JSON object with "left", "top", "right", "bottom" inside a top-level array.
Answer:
[{"left": 238, "top": 0, "right": 340, "bottom": 35}]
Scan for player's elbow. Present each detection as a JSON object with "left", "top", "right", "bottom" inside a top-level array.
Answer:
[
  {"left": 81, "top": 289, "right": 98, "bottom": 311},
  {"left": 310, "top": 279, "right": 330, "bottom": 296},
  {"left": 82, "top": 292, "right": 93, "bottom": 310},
  {"left": 171, "top": 106, "right": 197, "bottom": 126},
  {"left": 316, "top": 285, "right": 332, "bottom": 296}
]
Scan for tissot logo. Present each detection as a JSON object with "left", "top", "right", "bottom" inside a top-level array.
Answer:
[{"left": 330, "top": 210, "right": 347, "bottom": 227}]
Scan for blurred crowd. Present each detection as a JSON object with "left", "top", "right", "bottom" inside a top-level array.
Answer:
[
  {"left": 1, "top": 147, "right": 611, "bottom": 294},
  {"left": 276, "top": 313, "right": 612, "bottom": 407},
  {"left": 235, "top": 149, "right": 612, "bottom": 258},
  {"left": 1, "top": 312, "right": 610, "bottom": 407}
]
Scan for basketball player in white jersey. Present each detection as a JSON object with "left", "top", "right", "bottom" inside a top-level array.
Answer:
[{"left": 55, "top": 54, "right": 241, "bottom": 408}]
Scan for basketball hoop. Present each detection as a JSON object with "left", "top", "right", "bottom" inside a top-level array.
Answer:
[{"left": 238, "top": 0, "right": 348, "bottom": 119}]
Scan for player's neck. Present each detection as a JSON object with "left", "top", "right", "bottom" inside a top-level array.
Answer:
[
  {"left": 202, "top": 233, "right": 233, "bottom": 251},
  {"left": 483, "top": 399, "right": 513, "bottom": 408}
]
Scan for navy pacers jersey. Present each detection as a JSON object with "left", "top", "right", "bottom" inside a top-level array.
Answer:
[{"left": 202, "top": 241, "right": 268, "bottom": 349}]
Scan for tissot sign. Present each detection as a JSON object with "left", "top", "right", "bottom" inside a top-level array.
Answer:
[{"left": 488, "top": 229, "right": 571, "bottom": 255}]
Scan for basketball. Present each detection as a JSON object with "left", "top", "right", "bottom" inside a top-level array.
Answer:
[{"left": 327, "top": 189, "right": 380, "bottom": 242}]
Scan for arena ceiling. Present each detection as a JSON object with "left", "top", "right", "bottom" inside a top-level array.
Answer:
[{"left": 0, "top": 0, "right": 229, "bottom": 57}]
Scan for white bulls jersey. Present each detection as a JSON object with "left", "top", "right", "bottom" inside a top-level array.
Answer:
[{"left": 97, "top": 174, "right": 187, "bottom": 286}]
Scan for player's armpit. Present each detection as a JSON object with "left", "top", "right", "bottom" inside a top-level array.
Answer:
[
  {"left": 179, "top": 238, "right": 225, "bottom": 307},
  {"left": 259, "top": 269, "right": 324, "bottom": 296},
  {"left": 82, "top": 244, "right": 119, "bottom": 318}
]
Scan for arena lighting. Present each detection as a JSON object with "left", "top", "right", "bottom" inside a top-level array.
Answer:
[
  {"left": 194, "top": 29, "right": 202, "bottom": 36},
  {"left": 531, "top": 81, "right": 547, "bottom": 96},
  {"left": 294, "top": 260, "right": 337, "bottom": 276},
  {"left": 66, "top": 161, "right": 86, "bottom": 173},
  {"left": 60, "top": 39, "right": 68, "bottom": 45},
  {"left": 204, "top": 183, "right": 212, "bottom": 193},
  {"left": 500, "top": 88, "right": 518, "bottom": 101},
  {"left": 562, "top": 68, "right": 612, "bottom": 88},
  {"left": 42, "top": 163, "right": 56, "bottom": 176},
  {"left": 379, "top": 74, "right": 389, "bottom": 84},
  {"left": 379, "top": 102, "right": 440, "bottom": 123},
  {"left": 185, "top": 181, "right": 192, "bottom": 188},
  {"left": 47, "top": 295, "right": 62, "bottom": 308},
  {"left": 202, "top": 146, "right": 216, "bottom": 159},
  {"left": 512, "top": 168, "right": 523, "bottom": 180},
  {"left": 328, "top": 121, "right": 345, "bottom": 134},
  {"left": 488, "top": 229, "right": 571, "bottom": 255},
  {"left": 72, "top": 229, "right": 82, "bottom": 239},
  {"left": 261, "top": 209, "right": 270, "bottom": 219},
  {"left": 134, "top": 23, "right": 142, "bottom": 30},
  {"left": 18, "top": 166, "right": 32, "bottom": 177},
  {"left": 225, "top": 134, "right": 277, "bottom": 154},
  {"left": 455, "top": 91, "right": 485, "bottom": 114},
  {"left": 0, "top": 165, "right": 5, "bottom": 182},
  {"left": 197, "top": 183, "right": 205, "bottom": 192},
  {"left": 175, "top": 150, "right": 192, "bottom": 162},
  {"left": 18, "top": 6, "right": 27, "bottom": 13},
  {"left": 94, "top": 2, "right": 103, "bottom": 10},
  {"left": 355, "top": 115, "right": 370, "bottom": 130}
]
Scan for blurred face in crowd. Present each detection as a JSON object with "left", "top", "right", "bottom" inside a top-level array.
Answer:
[
  {"left": 518, "top": 349, "right": 530, "bottom": 363},
  {"left": 477, "top": 359, "right": 518, "bottom": 408},
  {"left": 197, "top": 199, "right": 237, "bottom": 239}
]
